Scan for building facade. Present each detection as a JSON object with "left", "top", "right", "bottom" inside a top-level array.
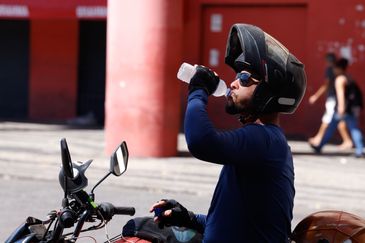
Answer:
[
  {"left": 0, "top": 0, "right": 107, "bottom": 124},
  {"left": 1, "top": 0, "right": 364, "bottom": 155}
]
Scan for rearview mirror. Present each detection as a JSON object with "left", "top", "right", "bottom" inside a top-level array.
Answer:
[
  {"left": 60, "top": 138, "right": 74, "bottom": 178},
  {"left": 110, "top": 141, "right": 129, "bottom": 176}
]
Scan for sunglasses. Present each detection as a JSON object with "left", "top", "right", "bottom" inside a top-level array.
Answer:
[{"left": 235, "top": 72, "right": 260, "bottom": 87}]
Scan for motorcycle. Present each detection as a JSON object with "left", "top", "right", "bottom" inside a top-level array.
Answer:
[
  {"left": 5, "top": 138, "right": 365, "bottom": 243},
  {"left": 5, "top": 138, "right": 139, "bottom": 243},
  {"left": 5, "top": 139, "right": 201, "bottom": 243}
]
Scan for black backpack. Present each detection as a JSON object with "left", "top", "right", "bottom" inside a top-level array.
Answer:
[
  {"left": 345, "top": 79, "right": 363, "bottom": 113},
  {"left": 122, "top": 217, "right": 203, "bottom": 243}
]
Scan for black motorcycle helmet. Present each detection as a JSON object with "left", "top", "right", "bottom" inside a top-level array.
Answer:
[
  {"left": 59, "top": 160, "right": 92, "bottom": 194},
  {"left": 225, "top": 23, "right": 306, "bottom": 115}
]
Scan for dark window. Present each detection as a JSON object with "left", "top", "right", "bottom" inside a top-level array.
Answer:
[
  {"left": 77, "top": 20, "right": 106, "bottom": 125},
  {"left": 0, "top": 20, "right": 29, "bottom": 119}
]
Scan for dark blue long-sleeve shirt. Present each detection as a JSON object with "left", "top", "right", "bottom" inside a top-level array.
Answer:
[{"left": 184, "top": 89, "right": 295, "bottom": 243}]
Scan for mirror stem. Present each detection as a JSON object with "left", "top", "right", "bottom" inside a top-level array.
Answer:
[
  {"left": 90, "top": 172, "right": 112, "bottom": 199},
  {"left": 62, "top": 175, "right": 69, "bottom": 207}
]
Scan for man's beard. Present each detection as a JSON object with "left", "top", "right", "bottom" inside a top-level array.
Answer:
[
  {"left": 225, "top": 98, "right": 256, "bottom": 117},
  {"left": 225, "top": 99, "right": 247, "bottom": 115},
  {"left": 225, "top": 100, "right": 242, "bottom": 115},
  {"left": 225, "top": 99, "right": 258, "bottom": 125}
]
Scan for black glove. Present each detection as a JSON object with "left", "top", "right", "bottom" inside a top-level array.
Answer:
[
  {"left": 189, "top": 65, "right": 220, "bottom": 96},
  {"left": 153, "top": 199, "right": 203, "bottom": 233}
]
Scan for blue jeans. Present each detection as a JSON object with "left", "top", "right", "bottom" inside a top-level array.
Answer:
[{"left": 318, "top": 113, "right": 364, "bottom": 156}]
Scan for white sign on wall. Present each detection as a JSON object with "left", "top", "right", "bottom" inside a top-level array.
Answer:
[
  {"left": 0, "top": 4, "right": 29, "bottom": 17},
  {"left": 76, "top": 6, "right": 107, "bottom": 18},
  {"left": 210, "top": 14, "right": 222, "bottom": 32},
  {"left": 209, "top": 48, "right": 220, "bottom": 67}
]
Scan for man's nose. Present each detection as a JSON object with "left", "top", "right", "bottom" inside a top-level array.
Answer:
[{"left": 230, "top": 79, "right": 240, "bottom": 90}]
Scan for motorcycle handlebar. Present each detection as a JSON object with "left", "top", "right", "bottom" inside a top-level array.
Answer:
[
  {"left": 99, "top": 202, "right": 135, "bottom": 221},
  {"left": 114, "top": 206, "right": 136, "bottom": 216}
]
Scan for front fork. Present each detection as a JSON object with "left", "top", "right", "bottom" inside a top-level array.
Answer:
[{"left": 49, "top": 190, "right": 98, "bottom": 242}]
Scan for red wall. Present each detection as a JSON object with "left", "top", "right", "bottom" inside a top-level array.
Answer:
[
  {"left": 29, "top": 19, "right": 78, "bottom": 120},
  {"left": 305, "top": 0, "right": 365, "bottom": 135},
  {"left": 182, "top": 0, "right": 365, "bottom": 138},
  {"left": 200, "top": 3, "right": 307, "bottom": 131},
  {"left": 0, "top": 0, "right": 107, "bottom": 121},
  {"left": 1, "top": 0, "right": 365, "bottom": 141}
]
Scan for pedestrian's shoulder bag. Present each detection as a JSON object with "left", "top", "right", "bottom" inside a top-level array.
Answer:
[{"left": 345, "top": 78, "right": 363, "bottom": 113}]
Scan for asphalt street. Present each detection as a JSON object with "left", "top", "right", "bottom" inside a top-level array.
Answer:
[{"left": 1, "top": 121, "right": 365, "bottom": 242}]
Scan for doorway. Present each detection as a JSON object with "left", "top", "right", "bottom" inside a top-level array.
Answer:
[
  {"left": 77, "top": 20, "right": 106, "bottom": 125},
  {"left": 0, "top": 20, "right": 29, "bottom": 119}
]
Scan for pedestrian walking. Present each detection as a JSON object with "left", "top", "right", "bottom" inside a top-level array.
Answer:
[
  {"left": 308, "top": 53, "right": 352, "bottom": 149},
  {"left": 310, "top": 58, "right": 364, "bottom": 157}
]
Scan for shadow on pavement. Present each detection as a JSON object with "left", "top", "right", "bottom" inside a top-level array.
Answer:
[{"left": 292, "top": 151, "right": 353, "bottom": 157}]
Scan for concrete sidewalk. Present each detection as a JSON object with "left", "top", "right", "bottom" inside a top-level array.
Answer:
[{"left": 0, "top": 121, "right": 365, "bottom": 225}]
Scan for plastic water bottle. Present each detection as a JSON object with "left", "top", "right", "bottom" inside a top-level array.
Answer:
[{"left": 177, "top": 62, "right": 227, "bottom": 97}]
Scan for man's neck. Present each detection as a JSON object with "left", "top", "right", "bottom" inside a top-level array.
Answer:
[
  {"left": 257, "top": 113, "right": 280, "bottom": 126},
  {"left": 239, "top": 113, "right": 280, "bottom": 126}
]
